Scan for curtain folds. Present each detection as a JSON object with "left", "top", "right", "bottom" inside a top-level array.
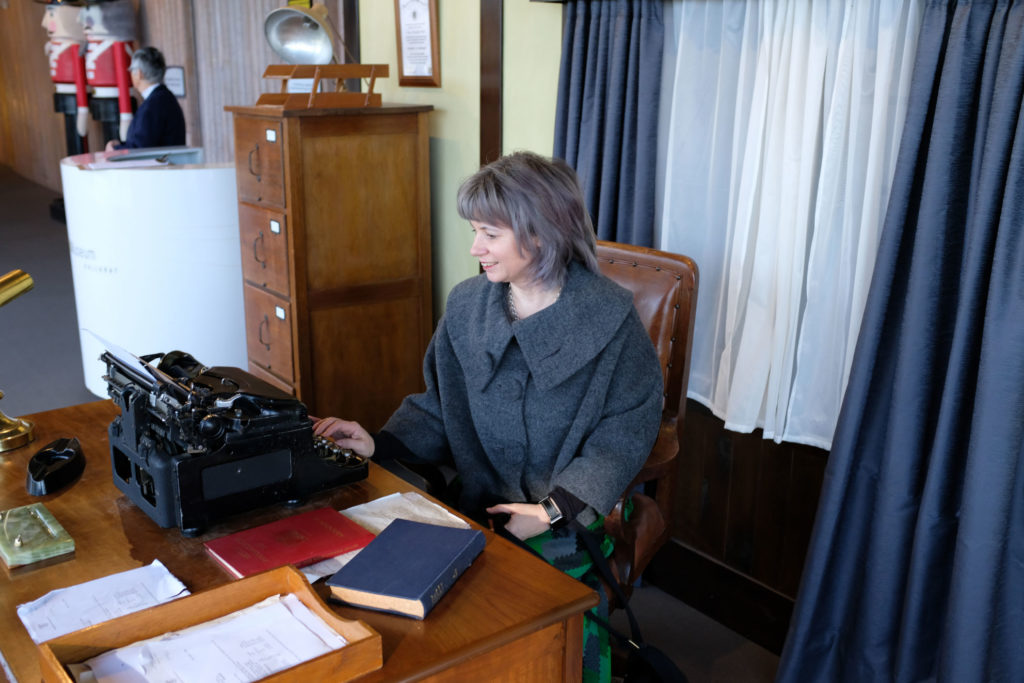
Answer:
[
  {"left": 554, "top": 0, "right": 664, "bottom": 245},
  {"left": 778, "top": 1, "right": 1024, "bottom": 679},
  {"left": 659, "top": 0, "right": 921, "bottom": 449}
]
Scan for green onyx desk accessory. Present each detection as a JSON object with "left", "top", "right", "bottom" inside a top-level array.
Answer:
[{"left": 0, "top": 503, "right": 74, "bottom": 571}]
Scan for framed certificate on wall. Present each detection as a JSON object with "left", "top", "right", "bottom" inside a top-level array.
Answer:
[{"left": 395, "top": 0, "right": 440, "bottom": 87}]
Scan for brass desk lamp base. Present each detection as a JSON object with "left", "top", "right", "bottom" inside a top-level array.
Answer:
[
  {"left": 0, "top": 270, "right": 36, "bottom": 450},
  {"left": 0, "top": 392, "right": 34, "bottom": 453}
]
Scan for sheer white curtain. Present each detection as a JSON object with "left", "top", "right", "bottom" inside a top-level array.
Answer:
[{"left": 658, "top": 0, "right": 922, "bottom": 449}]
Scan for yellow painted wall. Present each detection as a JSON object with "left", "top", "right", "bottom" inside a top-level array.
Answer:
[
  {"left": 359, "top": 0, "right": 481, "bottom": 316},
  {"left": 503, "top": 0, "right": 562, "bottom": 157},
  {"left": 359, "top": 0, "right": 562, "bottom": 316}
]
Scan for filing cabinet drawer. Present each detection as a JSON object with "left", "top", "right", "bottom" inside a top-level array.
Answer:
[
  {"left": 243, "top": 284, "right": 294, "bottom": 383},
  {"left": 247, "top": 361, "right": 296, "bottom": 396},
  {"left": 234, "top": 117, "right": 285, "bottom": 206},
  {"left": 239, "top": 203, "right": 290, "bottom": 296}
]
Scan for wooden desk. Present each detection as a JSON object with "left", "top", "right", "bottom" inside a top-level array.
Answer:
[{"left": 0, "top": 401, "right": 597, "bottom": 682}]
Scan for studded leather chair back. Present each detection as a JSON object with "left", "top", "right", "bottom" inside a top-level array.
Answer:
[{"left": 595, "top": 240, "right": 698, "bottom": 603}]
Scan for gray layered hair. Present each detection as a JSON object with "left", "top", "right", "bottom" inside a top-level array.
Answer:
[
  {"left": 457, "top": 151, "right": 598, "bottom": 289},
  {"left": 130, "top": 47, "right": 167, "bottom": 84}
]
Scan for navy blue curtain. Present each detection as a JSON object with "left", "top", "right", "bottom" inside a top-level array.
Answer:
[
  {"left": 553, "top": 0, "right": 663, "bottom": 246},
  {"left": 777, "top": 1, "right": 1024, "bottom": 681}
]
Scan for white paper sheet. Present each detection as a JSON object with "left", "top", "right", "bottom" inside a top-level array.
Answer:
[
  {"left": 79, "top": 594, "right": 346, "bottom": 683},
  {"left": 300, "top": 491, "right": 469, "bottom": 582},
  {"left": 17, "top": 559, "right": 190, "bottom": 643},
  {"left": 84, "top": 158, "right": 169, "bottom": 169},
  {"left": 341, "top": 491, "right": 468, "bottom": 535}
]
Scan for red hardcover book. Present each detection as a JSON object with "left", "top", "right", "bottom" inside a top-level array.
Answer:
[{"left": 203, "top": 508, "right": 375, "bottom": 579}]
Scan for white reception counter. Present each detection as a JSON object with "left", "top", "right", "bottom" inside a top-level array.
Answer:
[{"left": 60, "top": 148, "right": 247, "bottom": 398}]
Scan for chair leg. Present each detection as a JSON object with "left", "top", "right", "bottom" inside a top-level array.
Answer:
[{"left": 603, "top": 492, "right": 668, "bottom": 611}]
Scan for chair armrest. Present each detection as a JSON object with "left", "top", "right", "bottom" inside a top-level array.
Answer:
[
  {"left": 602, "top": 492, "right": 669, "bottom": 606},
  {"left": 629, "top": 418, "right": 679, "bottom": 489}
]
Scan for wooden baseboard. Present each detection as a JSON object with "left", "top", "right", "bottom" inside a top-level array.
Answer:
[{"left": 645, "top": 539, "right": 794, "bottom": 655}]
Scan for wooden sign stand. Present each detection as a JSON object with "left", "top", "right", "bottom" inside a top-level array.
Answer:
[{"left": 256, "top": 64, "right": 390, "bottom": 110}]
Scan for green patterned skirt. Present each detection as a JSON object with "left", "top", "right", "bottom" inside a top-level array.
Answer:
[{"left": 525, "top": 517, "right": 614, "bottom": 683}]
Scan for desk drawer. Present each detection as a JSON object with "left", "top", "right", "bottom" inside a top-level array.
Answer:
[
  {"left": 234, "top": 117, "right": 284, "bottom": 206},
  {"left": 243, "top": 284, "right": 294, "bottom": 383},
  {"left": 239, "top": 203, "right": 290, "bottom": 296}
]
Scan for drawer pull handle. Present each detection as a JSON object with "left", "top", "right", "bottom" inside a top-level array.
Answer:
[
  {"left": 257, "top": 315, "right": 271, "bottom": 350},
  {"left": 247, "top": 145, "right": 261, "bottom": 178},
  {"left": 253, "top": 231, "right": 266, "bottom": 269}
]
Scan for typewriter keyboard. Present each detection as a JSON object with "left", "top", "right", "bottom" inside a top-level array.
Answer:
[{"left": 313, "top": 434, "right": 365, "bottom": 467}]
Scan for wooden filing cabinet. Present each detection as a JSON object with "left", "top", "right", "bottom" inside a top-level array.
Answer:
[{"left": 225, "top": 104, "right": 433, "bottom": 430}]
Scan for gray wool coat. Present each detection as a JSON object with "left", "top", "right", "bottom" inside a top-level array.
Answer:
[{"left": 381, "top": 260, "right": 663, "bottom": 520}]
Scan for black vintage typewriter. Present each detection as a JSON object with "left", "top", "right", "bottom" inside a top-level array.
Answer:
[{"left": 102, "top": 349, "right": 367, "bottom": 536}]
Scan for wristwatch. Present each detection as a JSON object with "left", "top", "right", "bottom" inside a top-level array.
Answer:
[{"left": 539, "top": 496, "right": 564, "bottom": 526}]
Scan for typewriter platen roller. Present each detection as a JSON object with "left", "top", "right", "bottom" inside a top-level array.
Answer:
[{"left": 102, "top": 349, "right": 368, "bottom": 536}]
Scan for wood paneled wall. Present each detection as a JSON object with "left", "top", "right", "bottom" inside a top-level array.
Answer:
[
  {"left": 0, "top": 0, "right": 87, "bottom": 191},
  {"left": 191, "top": 0, "right": 289, "bottom": 166},
  {"left": 674, "top": 402, "right": 826, "bottom": 596},
  {"left": 647, "top": 399, "right": 829, "bottom": 653},
  {"left": 0, "top": 0, "right": 351, "bottom": 190},
  {"left": 138, "top": 0, "right": 201, "bottom": 148}
]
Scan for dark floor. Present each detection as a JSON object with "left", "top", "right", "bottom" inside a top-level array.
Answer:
[
  {"left": 0, "top": 165, "right": 98, "bottom": 417},
  {"left": 0, "top": 164, "right": 779, "bottom": 682},
  {"left": 610, "top": 585, "right": 779, "bottom": 681}
]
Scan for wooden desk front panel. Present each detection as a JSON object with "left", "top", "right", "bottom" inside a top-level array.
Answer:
[
  {"left": 0, "top": 401, "right": 596, "bottom": 683},
  {"left": 418, "top": 618, "right": 584, "bottom": 682}
]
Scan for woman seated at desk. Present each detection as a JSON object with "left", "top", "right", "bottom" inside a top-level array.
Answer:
[{"left": 314, "top": 151, "right": 662, "bottom": 682}]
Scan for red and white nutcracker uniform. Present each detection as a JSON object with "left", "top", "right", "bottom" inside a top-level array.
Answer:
[
  {"left": 79, "top": 0, "right": 136, "bottom": 142},
  {"left": 42, "top": 3, "right": 89, "bottom": 139}
]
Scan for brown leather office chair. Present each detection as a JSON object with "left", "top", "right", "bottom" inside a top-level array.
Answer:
[{"left": 595, "top": 240, "right": 698, "bottom": 605}]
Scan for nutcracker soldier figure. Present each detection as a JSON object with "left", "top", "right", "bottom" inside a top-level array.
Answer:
[
  {"left": 40, "top": 0, "right": 90, "bottom": 155},
  {"left": 79, "top": 0, "right": 136, "bottom": 146}
]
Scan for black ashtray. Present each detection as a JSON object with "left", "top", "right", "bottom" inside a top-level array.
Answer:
[{"left": 26, "top": 437, "right": 85, "bottom": 496}]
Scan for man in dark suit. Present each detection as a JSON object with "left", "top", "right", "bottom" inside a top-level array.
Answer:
[{"left": 105, "top": 46, "right": 185, "bottom": 150}]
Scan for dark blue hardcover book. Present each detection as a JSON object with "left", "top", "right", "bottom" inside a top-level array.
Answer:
[{"left": 325, "top": 519, "right": 485, "bottom": 619}]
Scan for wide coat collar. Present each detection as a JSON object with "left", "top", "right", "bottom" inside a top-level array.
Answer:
[{"left": 447, "top": 261, "right": 635, "bottom": 392}]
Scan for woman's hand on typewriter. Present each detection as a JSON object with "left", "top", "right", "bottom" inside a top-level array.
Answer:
[{"left": 313, "top": 417, "right": 375, "bottom": 457}]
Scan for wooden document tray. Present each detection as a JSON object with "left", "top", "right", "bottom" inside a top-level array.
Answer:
[{"left": 37, "top": 566, "right": 383, "bottom": 683}]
